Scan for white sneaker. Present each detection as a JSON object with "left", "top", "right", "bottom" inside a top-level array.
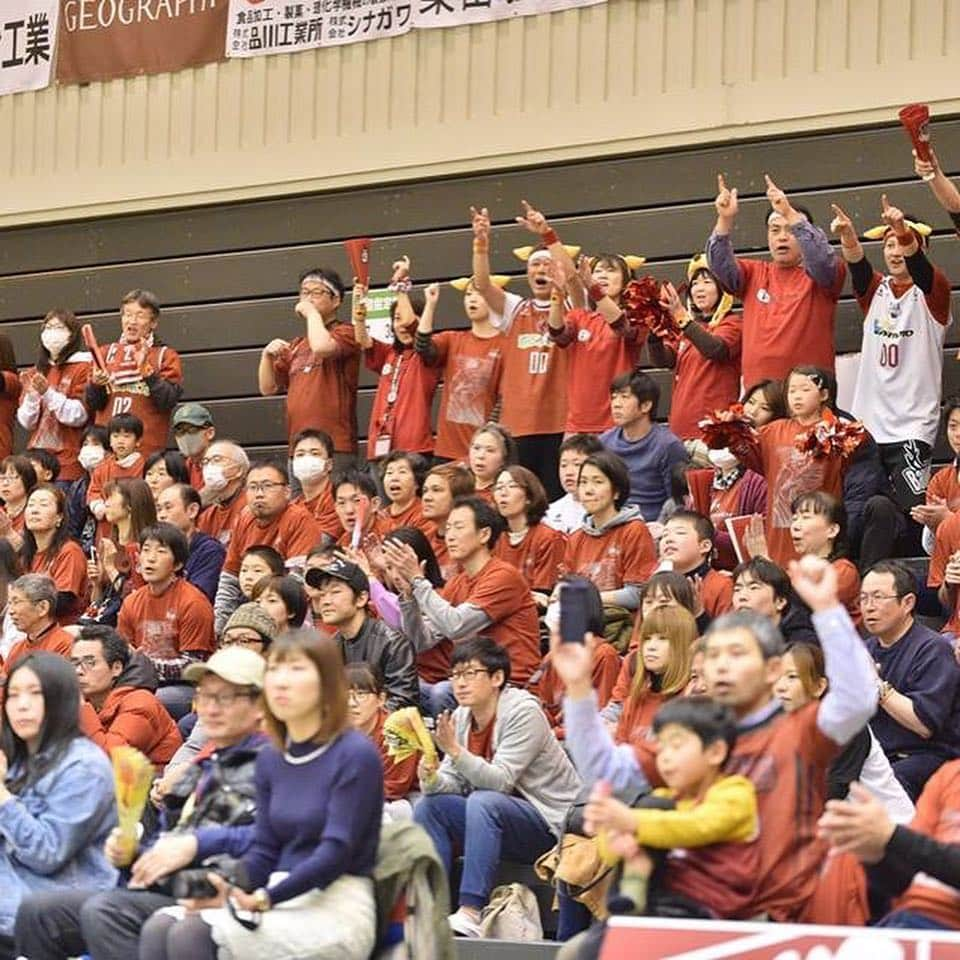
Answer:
[{"left": 448, "top": 908, "right": 483, "bottom": 938}]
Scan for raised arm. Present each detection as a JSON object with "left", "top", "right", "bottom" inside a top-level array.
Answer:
[
  {"left": 915, "top": 147, "right": 960, "bottom": 219},
  {"left": 351, "top": 278, "right": 373, "bottom": 351},
  {"left": 470, "top": 206, "right": 506, "bottom": 315},
  {"left": 515, "top": 200, "right": 583, "bottom": 307},
  {"left": 705, "top": 174, "right": 745, "bottom": 295}
]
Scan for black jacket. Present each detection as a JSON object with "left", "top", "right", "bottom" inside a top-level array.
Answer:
[{"left": 337, "top": 615, "right": 419, "bottom": 712}]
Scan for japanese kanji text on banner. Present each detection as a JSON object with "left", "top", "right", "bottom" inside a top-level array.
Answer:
[
  {"left": 226, "top": 0, "right": 604, "bottom": 58},
  {"left": 0, "top": 2, "right": 58, "bottom": 97}
]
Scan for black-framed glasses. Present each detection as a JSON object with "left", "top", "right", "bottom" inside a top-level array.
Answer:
[
  {"left": 70, "top": 656, "right": 101, "bottom": 672},
  {"left": 451, "top": 667, "right": 490, "bottom": 683}
]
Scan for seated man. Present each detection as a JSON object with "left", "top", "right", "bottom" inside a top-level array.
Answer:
[
  {"left": 862, "top": 560, "right": 960, "bottom": 801},
  {"left": 74, "top": 625, "right": 182, "bottom": 767},
  {"left": 657, "top": 509, "right": 733, "bottom": 620},
  {"left": 155, "top": 483, "right": 225, "bottom": 604},
  {"left": 117, "top": 523, "right": 216, "bottom": 721},
  {"left": 5, "top": 573, "right": 74, "bottom": 671},
  {"left": 414, "top": 638, "right": 581, "bottom": 938},
  {"left": 307, "top": 557, "right": 418, "bottom": 711},
  {"left": 14, "top": 646, "right": 268, "bottom": 960}
]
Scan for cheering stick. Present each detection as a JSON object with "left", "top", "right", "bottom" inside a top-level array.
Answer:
[
  {"left": 352, "top": 494, "right": 370, "bottom": 550},
  {"left": 81, "top": 323, "right": 108, "bottom": 371},
  {"left": 899, "top": 103, "right": 936, "bottom": 181},
  {"left": 344, "top": 237, "right": 371, "bottom": 288},
  {"left": 111, "top": 746, "right": 154, "bottom": 867}
]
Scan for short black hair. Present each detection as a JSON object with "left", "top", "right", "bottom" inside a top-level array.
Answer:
[
  {"left": 652, "top": 696, "right": 738, "bottom": 759},
  {"left": 345, "top": 661, "right": 384, "bottom": 694},
  {"left": 449, "top": 496, "right": 505, "bottom": 550},
  {"left": 667, "top": 508, "right": 715, "bottom": 545},
  {"left": 641, "top": 570, "right": 696, "bottom": 612},
  {"left": 107, "top": 413, "right": 144, "bottom": 440},
  {"left": 792, "top": 204, "right": 814, "bottom": 225},
  {"left": 242, "top": 545, "right": 286, "bottom": 576},
  {"left": 559, "top": 433, "right": 604, "bottom": 458},
  {"left": 247, "top": 459, "right": 288, "bottom": 484},
  {"left": 254, "top": 574, "right": 309, "bottom": 628},
  {"left": 864, "top": 560, "right": 918, "bottom": 601},
  {"left": 790, "top": 490, "right": 847, "bottom": 560},
  {"left": 166, "top": 483, "right": 202, "bottom": 514},
  {"left": 579, "top": 451, "right": 631, "bottom": 511},
  {"left": 298, "top": 267, "right": 344, "bottom": 300},
  {"left": 733, "top": 556, "right": 791, "bottom": 603},
  {"left": 76, "top": 625, "right": 131, "bottom": 670},
  {"left": 290, "top": 428, "right": 335, "bottom": 459},
  {"left": 383, "top": 526, "right": 444, "bottom": 588},
  {"left": 389, "top": 289, "right": 426, "bottom": 320},
  {"left": 120, "top": 289, "right": 161, "bottom": 319},
  {"left": 380, "top": 450, "right": 430, "bottom": 494},
  {"left": 25, "top": 448, "right": 60, "bottom": 482},
  {"left": 144, "top": 450, "right": 190, "bottom": 485},
  {"left": 81, "top": 424, "right": 110, "bottom": 448},
  {"left": 451, "top": 637, "right": 511, "bottom": 689},
  {"left": 139, "top": 523, "right": 190, "bottom": 570},
  {"left": 333, "top": 468, "right": 378, "bottom": 500},
  {"left": 610, "top": 370, "right": 660, "bottom": 417}
]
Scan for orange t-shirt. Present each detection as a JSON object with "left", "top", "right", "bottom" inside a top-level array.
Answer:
[
  {"left": 833, "top": 558, "right": 862, "bottom": 626},
  {"left": 0, "top": 371, "right": 21, "bottom": 462},
  {"left": 273, "top": 329, "right": 360, "bottom": 454},
  {"left": 95, "top": 342, "right": 183, "bottom": 457},
  {"left": 21, "top": 359, "right": 92, "bottom": 481},
  {"left": 197, "top": 490, "right": 248, "bottom": 549},
  {"left": 493, "top": 522, "right": 567, "bottom": 593},
  {"left": 4, "top": 623, "right": 74, "bottom": 673},
  {"left": 928, "top": 511, "right": 960, "bottom": 634},
  {"left": 416, "top": 556, "right": 540, "bottom": 685},
  {"left": 31, "top": 541, "right": 90, "bottom": 625},
  {"left": 379, "top": 498, "right": 434, "bottom": 537},
  {"left": 87, "top": 454, "right": 146, "bottom": 506},
  {"left": 117, "top": 577, "right": 215, "bottom": 658},
  {"left": 495, "top": 296, "right": 568, "bottom": 437},
  {"left": 927, "top": 464, "right": 960, "bottom": 512},
  {"left": 668, "top": 315, "right": 743, "bottom": 440},
  {"left": 224, "top": 502, "right": 322, "bottom": 575},
  {"left": 562, "top": 519, "right": 657, "bottom": 591},
  {"left": 725, "top": 700, "right": 838, "bottom": 920},
  {"left": 429, "top": 330, "right": 504, "bottom": 462},
  {"left": 295, "top": 485, "right": 341, "bottom": 540}
]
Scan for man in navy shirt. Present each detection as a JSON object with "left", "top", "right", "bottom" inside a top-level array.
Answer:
[{"left": 863, "top": 560, "right": 960, "bottom": 801}]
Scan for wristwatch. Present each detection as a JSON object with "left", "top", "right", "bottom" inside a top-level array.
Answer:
[{"left": 251, "top": 888, "right": 271, "bottom": 912}]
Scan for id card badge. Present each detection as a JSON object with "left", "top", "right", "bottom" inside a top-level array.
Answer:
[{"left": 374, "top": 434, "right": 392, "bottom": 458}]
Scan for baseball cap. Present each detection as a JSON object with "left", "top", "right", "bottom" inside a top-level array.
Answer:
[
  {"left": 304, "top": 557, "right": 369, "bottom": 595},
  {"left": 183, "top": 646, "right": 266, "bottom": 689},
  {"left": 172, "top": 403, "right": 214, "bottom": 429}
]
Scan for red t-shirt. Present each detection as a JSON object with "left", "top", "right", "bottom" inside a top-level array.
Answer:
[
  {"left": 95, "top": 342, "right": 183, "bottom": 457},
  {"left": 365, "top": 343, "right": 440, "bottom": 456},
  {"left": 4, "top": 623, "right": 74, "bottom": 673},
  {"left": 928, "top": 511, "right": 960, "bottom": 634},
  {"left": 0, "top": 371, "right": 21, "bottom": 462},
  {"left": 493, "top": 522, "right": 566, "bottom": 593},
  {"left": 294, "top": 485, "right": 341, "bottom": 540},
  {"left": 734, "top": 257, "right": 846, "bottom": 385},
  {"left": 833, "top": 558, "right": 862, "bottom": 626},
  {"left": 668, "top": 315, "right": 743, "bottom": 440},
  {"left": 538, "top": 641, "right": 620, "bottom": 737},
  {"left": 273, "top": 328, "right": 360, "bottom": 453},
  {"left": 196, "top": 490, "right": 248, "bottom": 549},
  {"left": 224, "top": 502, "right": 322, "bottom": 575},
  {"left": 31, "top": 541, "right": 89, "bottom": 625},
  {"left": 117, "top": 577, "right": 215, "bottom": 657},
  {"left": 928, "top": 464, "right": 960, "bottom": 512},
  {"left": 467, "top": 717, "right": 496, "bottom": 761},
  {"left": 379, "top": 498, "right": 434, "bottom": 537},
  {"left": 429, "top": 330, "right": 504, "bottom": 462},
  {"left": 562, "top": 519, "right": 657, "bottom": 591},
  {"left": 551, "top": 309, "right": 645, "bottom": 433}
]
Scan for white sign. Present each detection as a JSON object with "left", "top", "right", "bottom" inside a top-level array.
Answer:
[{"left": 0, "top": 1, "right": 58, "bottom": 96}]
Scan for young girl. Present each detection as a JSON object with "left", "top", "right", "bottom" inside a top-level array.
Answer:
[
  {"left": 548, "top": 253, "right": 645, "bottom": 434},
  {"left": 139, "top": 631, "right": 384, "bottom": 960},
  {"left": 650, "top": 258, "right": 742, "bottom": 446},
  {"left": 788, "top": 491, "right": 861, "bottom": 625},
  {"left": 252, "top": 574, "right": 310, "bottom": 634},
  {"left": 467, "top": 422, "right": 517, "bottom": 502},
  {"left": 492, "top": 465, "right": 566, "bottom": 604},
  {"left": 378, "top": 450, "right": 432, "bottom": 534},
  {"left": 419, "top": 462, "right": 475, "bottom": 580},
  {"left": 774, "top": 643, "right": 913, "bottom": 823},
  {"left": 0, "top": 653, "right": 117, "bottom": 938},
  {"left": 0, "top": 456, "right": 37, "bottom": 552},
  {"left": 415, "top": 279, "right": 504, "bottom": 463},
  {"left": 20, "top": 485, "right": 88, "bottom": 625},
  {"left": 353, "top": 262, "right": 441, "bottom": 461},
  {"left": 345, "top": 662, "right": 418, "bottom": 822}
]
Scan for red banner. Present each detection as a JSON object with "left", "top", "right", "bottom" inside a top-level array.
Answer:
[{"left": 600, "top": 918, "right": 960, "bottom": 959}]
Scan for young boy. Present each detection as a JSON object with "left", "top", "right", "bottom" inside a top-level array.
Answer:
[
  {"left": 584, "top": 696, "right": 758, "bottom": 919},
  {"left": 657, "top": 509, "right": 733, "bottom": 619},
  {"left": 237, "top": 545, "right": 286, "bottom": 604},
  {"left": 87, "top": 413, "right": 146, "bottom": 523},
  {"left": 544, "top": 434, "right": 604, "bottom": 534},
  {"left": 333, "top": 469, "right": 389, "bottom": 554}
]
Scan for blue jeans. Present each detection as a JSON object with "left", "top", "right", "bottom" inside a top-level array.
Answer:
[
  {"left": 414, "top": 791, "right": 555, "bottom": 909},
  {"left": 877, "top": 909, "right": 951, "bottom": 930},
  {"left": 419, "top": 680, "right": 456, "bottom": 718}
]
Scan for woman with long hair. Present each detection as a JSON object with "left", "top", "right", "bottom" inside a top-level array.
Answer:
[
  {"left": 0, "top": 653, "right": 116, "bottom": 944},
  {"left": 16, "top": 309, "right": 92, "bottom": 484},
  {"left": 139, "top": 630, "right": 384, "bottom": 960},
  {"left": 0, "top": 457, "right": 37, "bottom": 552}
]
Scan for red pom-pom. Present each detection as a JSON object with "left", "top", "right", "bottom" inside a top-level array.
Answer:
[
  {"left": 794, "top": 410, "right": 866, "bottom": 460},
  {"left": 698, "top": 403, "right": 758, "bottom": 452},
  {"left": 622, "top": 277, "right": 682, "bottom": 347}
]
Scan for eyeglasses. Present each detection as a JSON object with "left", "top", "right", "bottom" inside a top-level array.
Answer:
[
  {"left": 492, "top": 482, "right": 523, "bottom": 494},
  {"left": 71, "top": 656, "right": 101, "bottom": 671},
  {"left": 246, "top": 481, "right": 286, "bottom": 494},
  {"left": 221, "top": 635, "right": 264, "bottom": 649},
  {"left": 195, "top": 690, "right": 257, "bottom": 708},
  {"left": 348, "top": 689, "right": 376, "bottom": 703},
  {"left": 451, "top": 667, "right": 490, "bottom": 683},
  {"left": 200, "top": 454, "right": 233, "bottom": 467},
  {"left": 858, "top": 593, "right": 901, "bottom": 607}
]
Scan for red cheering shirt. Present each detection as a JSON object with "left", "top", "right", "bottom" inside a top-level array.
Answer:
[
  {"left": 562, "top": 518, "right": 657, "bottom": 591},
  {"left": 928, "top": 511, "right": 960, "bottom": 635},
  {"left": 365, "top": 342, "right": 440, "bottom": 457},
  {"left": 735, "top": 258, "right": 845, "bottom": 385},
  {"left": 117, "top": 577, "right": 215, "bottom": 658},
  {"left": 0, "top": 371, "right": 21, "bottom": 462},
  {"left": 295, "top": 485, "right": 342, "bottom": 540},
  {"left": 928, "top": 463, "right": 960, "bottom": 512},
  {"left": 95, "top": 342, "right": 183, "bottom": 457},
  {"left": 31, "top": 541, "right": 89, "bottom": 625},
  {"left": 428, "top": 330, "right": 503, "bottom": 462},
  {"left": 224, "top": 502, "right": 322, "bottom": 575},
  {"left": 668, "top": 315, "right": 743, "bottom": 440},
  {"left": 493, "top": 522, "right": 566, "bottom": 593},
  {"left": 4, "top": 624, "right": 74, "bottom": 673},
  {"left": 273, "top": 328, "right": 360, "bottom": 454},
  {"left": 379, "top": 498, "right": 434, "bottom": 537},
  {"left": 551, "top": 309, "right": 645, "bottom": 433},
  {"left": 197, "top": 490, "right": 248, "bottom": 549}
]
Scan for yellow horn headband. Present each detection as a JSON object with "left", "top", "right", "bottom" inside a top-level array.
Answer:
[
  {"left": 686, "top": 253, "right": 735, "bottom": 326},
  {"left": 863, "top": 220, "right": 933, "bottom": 241},
  {"left": 513, "top": 245, "right": 581, "bottom": 262},
  {"left": 449, "top": 276, "right": 511, "bottom": 292}
]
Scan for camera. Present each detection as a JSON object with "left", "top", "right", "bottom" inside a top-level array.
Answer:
[{"left": 169, "top": 855, "right": 249, "bottom": 900}]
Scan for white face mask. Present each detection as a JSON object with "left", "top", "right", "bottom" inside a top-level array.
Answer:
[
  {"left": 202, "top": 464, "right": 228, "bottom": 492},
  {"left": 292, "top": 456, "right": 328, "bottom": 483},
  {"left": 41, "top": 328, "right": 71, "bottom": 357},
  {"left": 78, "top": 446, "right": 106, "bottom": 472},
  {"left": 707, "top": 447, "right": 739, "bottom": 472},
  {"left": 176, "top": 433, "right": 206, "bottom": 458}
]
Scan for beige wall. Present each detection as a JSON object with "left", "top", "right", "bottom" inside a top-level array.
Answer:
[{"left": 2, "top": 0, "right": 959, "bottom": 226}]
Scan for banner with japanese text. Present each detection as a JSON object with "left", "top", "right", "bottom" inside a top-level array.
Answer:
[
  {"left": 0, "top": 1, "right": 58, "bottom": 97},
  {"left": 226, "top": 0, "right": 604, "bottom": 58},
  {"left": 57, "top": 0, "right": 228, "bottom": 84}
]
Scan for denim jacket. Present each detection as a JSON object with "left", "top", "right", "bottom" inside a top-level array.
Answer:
[{"left": 0, "top": 737, "right": 118, "bottom": 934}]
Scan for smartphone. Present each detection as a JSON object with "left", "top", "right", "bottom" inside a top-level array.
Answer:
[{"left": 559, "top": 579, "right": 591, "bottom": 644}]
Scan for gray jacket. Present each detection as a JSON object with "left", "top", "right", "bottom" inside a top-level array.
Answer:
[{"left": 423, "top": 687, "right": 581, "bottom": 836}]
